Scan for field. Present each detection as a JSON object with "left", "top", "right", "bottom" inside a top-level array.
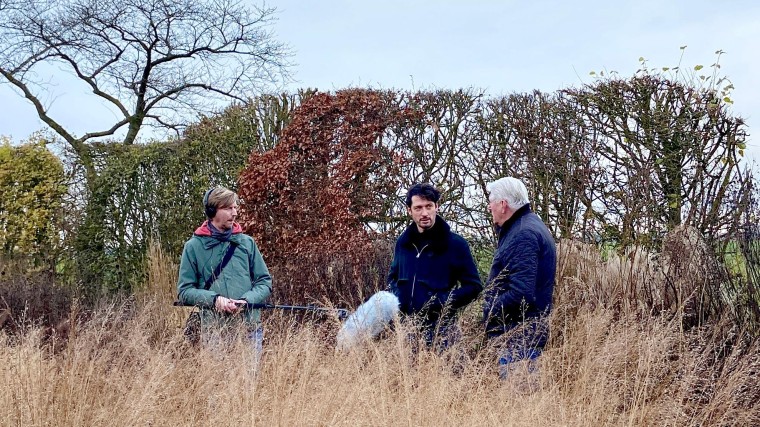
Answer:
[{"left": 1, "top": 242, "right": 759, "bottom": 426}]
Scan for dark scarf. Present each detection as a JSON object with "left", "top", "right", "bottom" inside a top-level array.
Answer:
[
  {"left": 207, "top": 221, "right": 233, "bottom": 242},
  {"left": 402, "top": 216, "right": 450, "bottom": 253},
  {"left": 410, "top": 224, "right": 434, "bottom": 248}
]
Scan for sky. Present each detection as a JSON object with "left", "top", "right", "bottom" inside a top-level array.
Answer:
[{"left": 1, "top": 0, "right": 759, "bottom": 161}]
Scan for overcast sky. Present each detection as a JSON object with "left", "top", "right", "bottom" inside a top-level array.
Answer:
[{"left": 1, "top": 0, "right": 758, "bottom": 160}]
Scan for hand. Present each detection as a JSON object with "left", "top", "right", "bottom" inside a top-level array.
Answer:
[{"left": 214, "top": 296, "right": 247, "bottom": 313}]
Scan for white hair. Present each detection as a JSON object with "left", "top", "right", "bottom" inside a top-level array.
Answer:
[{"left": 486, "top": 177, "right": 529, "bottom": 209}]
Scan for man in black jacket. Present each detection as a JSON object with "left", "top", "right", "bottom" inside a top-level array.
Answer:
[
  {"left": 483, "top": 177, "right": 556, "bottom": 379},
  {"left": 388, "top": 183, "right": 483, "bottom": 347}
]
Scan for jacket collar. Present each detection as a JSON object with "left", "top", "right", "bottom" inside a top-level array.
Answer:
[
  {"left": 496, "top": 203, "right": 532, "bottom": 237},
  {"left": 193, "top": 220, "right": 243, "bottom": 237},
  {"left": 398, "top": 215, "right": 451, "bottom": 252}
]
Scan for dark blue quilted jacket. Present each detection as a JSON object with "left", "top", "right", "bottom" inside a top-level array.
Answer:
[{"left": 483, "top": 204, "right": 556, "bottom": 344}]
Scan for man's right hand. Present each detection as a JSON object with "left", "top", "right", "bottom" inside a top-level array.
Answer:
[{"left": 214, "top": 296, "right": 246, "bottom": 313}]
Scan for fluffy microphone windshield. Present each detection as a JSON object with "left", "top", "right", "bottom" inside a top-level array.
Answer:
[{"left": 337, "top": 291, "right": 400, "bottom": 351}]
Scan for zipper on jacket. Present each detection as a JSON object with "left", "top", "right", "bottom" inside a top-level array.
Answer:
[
  {"left": 410, "top": 243, "right": 429, "bottom": 295},
  {"left": 412, "top": 243, "right": 429, "bottom": 259}
]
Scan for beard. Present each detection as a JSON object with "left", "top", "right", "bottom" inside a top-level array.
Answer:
[{"left": 417, "top": 217, "right": 434, "bottom": 231}]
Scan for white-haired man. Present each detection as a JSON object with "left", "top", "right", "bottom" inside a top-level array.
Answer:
[{"left": 483, "top": 177, "right": 556, "bottom": 379}]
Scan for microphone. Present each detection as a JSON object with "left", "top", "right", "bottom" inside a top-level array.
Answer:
[{"left": 337, "top": 291, "right": 400, "bottom": 351}]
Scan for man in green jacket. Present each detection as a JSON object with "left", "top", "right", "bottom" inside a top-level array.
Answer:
[{"left": 177, "top": 186, "right": 272, "bottom": 351}]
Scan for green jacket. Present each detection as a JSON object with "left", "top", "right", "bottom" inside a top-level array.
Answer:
[{"left": 177, "top": 221, "right": 272, "bottom": 327}]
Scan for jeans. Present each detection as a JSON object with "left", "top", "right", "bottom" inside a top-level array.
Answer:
[
  {"left": 247, "top": 326, "right": 264, "bottom": 365},
  {"left": 422, "top": 321, "right": 461, "bottom": 352},
  {"left": 202, "top": 324, "right": 264, "bottom": 367},
  {"left": 394, "top": 317, "right": 461, "bottom": 354},
  {"left": 495, "top": 319, "right": 547, "bottom": 381},
  {"left": 498, "top": 345, "right": 541, "bottom": 379}
]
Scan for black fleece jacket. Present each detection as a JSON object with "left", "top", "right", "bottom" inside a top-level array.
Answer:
[{"left": 387, "top": 216, "right": 482, "bottom": 325}]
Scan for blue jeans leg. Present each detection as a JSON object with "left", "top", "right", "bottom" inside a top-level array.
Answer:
[
  {"left": 423, "top": 322, "right": 461, "bottom": 353},
  {"left": 247, "top": 326, "right": 264, "bottom": 366},
  {"left": 498, "top": 346, "right": 542, "bottom": 380}
]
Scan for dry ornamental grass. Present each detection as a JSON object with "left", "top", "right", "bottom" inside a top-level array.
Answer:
[{"left": 1, "top": 242, "right": 759, "bottom": 426}]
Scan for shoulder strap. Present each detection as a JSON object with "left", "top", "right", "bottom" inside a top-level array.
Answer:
[{"left": 203, "top": 242, "right": 238, "bottom": 290}]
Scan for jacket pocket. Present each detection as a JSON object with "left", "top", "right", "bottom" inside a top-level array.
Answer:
[
  {"left": 411, "top": 280, "right": 440, "bottom": 311},
  {"left": 392, "top": 279, "right": 413, "bottom": 313}
]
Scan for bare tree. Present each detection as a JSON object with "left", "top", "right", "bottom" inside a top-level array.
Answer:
[
  {"left": 0, "top": 0, "right": 290, "bottom": 177},
  {"left": 565, "top": 74, "right": 749, "bottom": 247}
]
